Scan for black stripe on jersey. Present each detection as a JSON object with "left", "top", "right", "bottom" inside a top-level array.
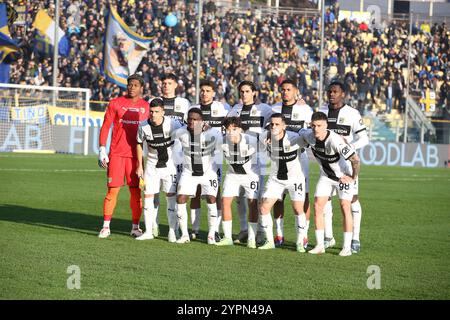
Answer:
[
  {"left": 327, "top": 107, "right": 351, "bottom": 136},
  {"left": 281, "top": 103, "right": 305, "bottom": 132},
  {"left": 201, "top": 103, "right": 225, "bottom": 128},
  {"left": 267, "top": 132, "right": 298, "bottom": 180},
  {"left": 190, "top": 132, "right": 204, "bottom": 176},
  {"left": 276, "top": 137, "right": 288, "bottom": 180},
  {"left": 345, "top": 152, "right": 355, "bottom": 161},
  {"left": 313, "top": 131, "right": 339, "bottom": 181},
  {"left": 148, "top": 121, "right": 173, "bottom": 168},
  {"left": 228, "top": 142, "right": 247, "bottom": 175},
  {"left": 163, "top": 97, "right": 185, "bottom": 123},
  {"left": 355, "top": 127, "right": 366, "bottom": 134},
  {"left": 240, "top": 104, "right": 264, "bottom": 131}
]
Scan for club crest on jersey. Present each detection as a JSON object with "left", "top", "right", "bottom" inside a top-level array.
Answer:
[
  {"left": 284, "top": 145, "right": 291, "bottom": 152},
  {"left": 212, "top": 110, "right": 218, "bottom": 116},
  {"left": 140, "top": 107, "right": 146, "bottom": 114},
  {"left": 339, "top": 118, "right": 345, "bottom": 124},
  {"left": 342, "top": 146, "right": 350, "bottom": 156},
  {"left": 175, "top": 104, "right": 181, "bottom": 112},
  {"left": 251, "top": 108, "right": 257, "bottom": 116},
  {"left": 292, "top": 113, "right": 299, "bottom": 120}
]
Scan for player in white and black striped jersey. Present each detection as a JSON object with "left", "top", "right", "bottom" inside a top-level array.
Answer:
[
  {"left": 135, "top": 98, "right": 184, "bottom": 242},
  {"left": 271, "top": 79, "right": 313, "bottom": 248},
  {"left": 188, "top": 80, "right": 230, "bottom": 241},
  {"left": 227, "top": 80, "right": 273, "bottom": 243},
  {"left": 149, "top": 73, "right": 190, "bottom": 237},
  {"left": 319, "top": 81, "right": 369, "bottom": 253},
  {"left": 215, "top": 117, "right": 261, "bottom": 248},
  {"left": 297, "top": 111, "right": 361, "bottom": 256},
  {"left": 257, "top": 113, "right": 308, "bottom": 252},
  {"left": 160, "top": 73, "right": 190, "bottom": 123},
  {"left": 174, "top": 108, "right": 223, "bottom": 245}
]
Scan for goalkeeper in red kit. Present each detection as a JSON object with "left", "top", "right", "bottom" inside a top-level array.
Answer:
[{"left": 97, "top": 74, "right": 150, "bottom": 238}]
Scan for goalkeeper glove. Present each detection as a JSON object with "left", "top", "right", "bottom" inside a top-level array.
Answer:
[{"left": 98, "top": 146, "right": 109, "bottom": 168}]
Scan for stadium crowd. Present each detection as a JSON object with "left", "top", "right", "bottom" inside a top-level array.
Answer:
[{"left": 7, "top": 0, "right": 450, "bottom": 115}]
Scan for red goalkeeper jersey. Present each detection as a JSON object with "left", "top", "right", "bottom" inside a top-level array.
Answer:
[{"left": 99, "top": 96, "right": 149, "bottom": 158}]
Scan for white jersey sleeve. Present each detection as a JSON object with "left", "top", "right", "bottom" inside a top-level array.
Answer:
[{"left": 137, "top": 121, "right": 145, "bottom": 144}]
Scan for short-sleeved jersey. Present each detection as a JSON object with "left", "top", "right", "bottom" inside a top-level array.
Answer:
[
  {"left": 221, "top": 133, "right": 259, "bottom": 175},
  {"left": 99, "top": 96, "right": 149, "bottom": 158},
  {"left": 137, "top": 116, "right": 184, "bottom": 168},
  {"left": 259, "top": 130, "right": 304, "bottom": 180},
  {"left": 161, "top": 96, "right": 190, "bottom": 123},
  {"left": 227, "top": 103, "right": 273, "bottom": 136},
  {"left": 299, "top": 129, "right": 355, "bottom": 181},
  {"left": 319, "top": 104, "right": 366, "bottom": 145},
  {"left": 190, "top": 101, "right": 230, "bottom": 130},
  {"left": 175, "top": 127, "right": 223, "bottom": 176},
  {"left": 272, "top": 101, "right": 313, "bottom": 132}
]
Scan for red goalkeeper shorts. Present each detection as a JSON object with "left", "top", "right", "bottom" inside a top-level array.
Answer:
[{"left": 106, "top": 155, "right": 139, "bottom": 188}]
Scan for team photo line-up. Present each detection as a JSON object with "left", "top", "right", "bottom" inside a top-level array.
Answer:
[{"left": 97, "top": 72, "right": 369, "bottom": 257}]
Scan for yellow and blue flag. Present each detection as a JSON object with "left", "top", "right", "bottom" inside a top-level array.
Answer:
[
  {"left": 0, "top": 3, "right": 20, "bottom": 65},
  {"left": 103, "top": 7, "right": 152, "bottom": 88},
  {"left": 32, "top": 9, "right": 69, "bottom": 57}
]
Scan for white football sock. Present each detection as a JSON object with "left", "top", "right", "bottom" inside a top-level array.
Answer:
[
  {"left": 166, "top": 196, "right": 177, "bottom": 232},
  {"left": 315, "top": 229, "right": 325, "bottom": 247},
  {"left": 207, "top": 203, "right": 218, "bottom": 238},
  {"left": 275, "top": 217, "right": 284, "bottom": 238},
  {"left": 248, "top": 222, "right": 258, "bottom": 242},
  {"left": 237, "top": 194, "right": 248, "bottom": 231},
  {"left": 153, "top": 194, "right": 160, "bottom": 221},
  {"left": 132, "top": 223, "right": 140, "bottom": 230},
  {"left": 351, "top": 200, "right": 362, "bottom": 241},
  {"left": 324, "top": 200, "right": 334, "bottom": 239},
  {"left": 260, "top": 214, "right": 273, "bottom": 243},
  {"left": 190, "top": 208, "right": 201, "bottom": 232},
  {"left": 295, "top": 213, "right": 307, "bottom": 245},
  {"left": 215, "top": 209, "right": 222, "bottom": 233},
  {"left": 222, "top": 220, "right": 232, "bottom": 239},
  {"left": 343, "top": 231, "right": 353, "bottom": 250},
  {"left": 143, "top": 197, "right": 155, "bottom": 233},
  {"left": 103, "top": 220, "right": 110, "bottom": 228},
  {"left": 176, "top": 203, "right": 188, "bottom": 238}
]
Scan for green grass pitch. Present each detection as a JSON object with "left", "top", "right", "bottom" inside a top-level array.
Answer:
[{"left": 0, "top": 153, "right": 449, "bottom": 299}]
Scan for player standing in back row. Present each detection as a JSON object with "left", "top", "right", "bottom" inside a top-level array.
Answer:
[
  {"left": 227, "top": 81, "right": 273, "bottom": 244},
  {"left": 189, "top": 80, "right": 230, "bottom": 241},
  {"left": 319, "top": 81, "right": 369, "bottom": 253},
  {"left": 271, "top": 79, "right": 313, "bottom": 248},
  {"left": 97, "top": 74, "right": 149, "bottom": 239},
  {"left": 150, "top": 73, "right": 190, "bottom": 237}
]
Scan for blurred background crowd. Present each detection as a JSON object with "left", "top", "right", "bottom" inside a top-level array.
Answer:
[{"left": 6, "top": 0, "right": 449, "bottom": 117}]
